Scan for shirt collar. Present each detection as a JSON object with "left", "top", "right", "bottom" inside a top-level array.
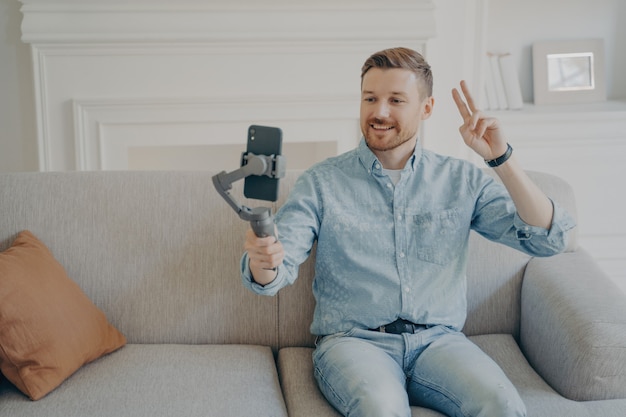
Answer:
[{"left": 357, "top": 137, "right": 423, "bottom": 175}]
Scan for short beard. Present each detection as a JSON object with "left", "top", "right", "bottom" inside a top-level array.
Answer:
[{"left": 364, "top": 126, "right": 417, "bottom": 152}]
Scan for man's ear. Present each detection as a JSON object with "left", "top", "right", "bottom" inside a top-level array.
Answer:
[{"left": 421, "top": 96, "right": 435, "bottom": 120}]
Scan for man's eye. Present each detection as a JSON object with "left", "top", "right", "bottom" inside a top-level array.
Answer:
[
  {"left": 364, "top": 97, "right": 376, "bottom": 103},
  {"left": 391, "top": 98, "right": 405, "bottom": 104}
]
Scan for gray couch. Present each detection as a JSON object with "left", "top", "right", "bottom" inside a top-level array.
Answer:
[{"left": 1, "top": 170, "right": 625, "bottom": 417}]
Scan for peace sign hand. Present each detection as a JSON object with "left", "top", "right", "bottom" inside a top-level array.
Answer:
[{"left": 452, "top": 80, "right": 508, "bottom": 161}]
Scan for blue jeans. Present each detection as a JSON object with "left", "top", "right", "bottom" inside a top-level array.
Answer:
[{"left": 313, "top": 327, "right": 526, "bottom": 417}]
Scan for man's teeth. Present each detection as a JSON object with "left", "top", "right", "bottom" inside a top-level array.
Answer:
[{"left": 372, "top": 124, "right": 394, "bottom": 130}]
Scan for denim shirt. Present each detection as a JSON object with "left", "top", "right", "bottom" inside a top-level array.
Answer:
[{"left": 241, "top": 139, "right": 576, "bottom": 336}]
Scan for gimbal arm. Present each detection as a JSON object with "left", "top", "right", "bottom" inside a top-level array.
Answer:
[{"left": 211, "top": 152, "right": 285, "bottom": 238}]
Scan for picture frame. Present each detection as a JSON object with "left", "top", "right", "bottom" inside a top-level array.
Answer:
[{"left": 532, "top": 39, "right": 606, "bottom": 105}]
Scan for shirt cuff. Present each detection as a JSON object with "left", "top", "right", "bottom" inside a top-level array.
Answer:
[{"left": 240, "top": 253, "right": 284, "bottom": 296}]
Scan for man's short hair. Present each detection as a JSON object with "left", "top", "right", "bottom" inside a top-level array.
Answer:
[{"left": 361, "top": 47, "right": 433, "bottom": 98}]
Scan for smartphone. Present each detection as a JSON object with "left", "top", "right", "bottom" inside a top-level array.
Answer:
[{"left": 242, "top": 125, "right": 283, "bottom": 202}]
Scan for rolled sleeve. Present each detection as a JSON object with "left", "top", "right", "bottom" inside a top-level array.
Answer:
[{"left": 512, "top": 200, "right": 576, "bottom": 255}]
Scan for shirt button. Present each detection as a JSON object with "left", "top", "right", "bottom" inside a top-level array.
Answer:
[
  {"left": 387, "top": 183, "right": 392, "bottom": 188},
  {"left": 375, "top": 163, "right": 381, "bottom": 169},
  {"left": 397, "top": 214, "right": 402, "bottom": 220},
  {"left": 399, "top": 252, "right": 405, "bottom": 258},
  {"left": 404, "top": 287, "right": 411, "bottom": 293}
]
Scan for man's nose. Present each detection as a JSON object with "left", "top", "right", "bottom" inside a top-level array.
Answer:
[{"left": 373, "top": 101, "right": 390, "bottom": 118}]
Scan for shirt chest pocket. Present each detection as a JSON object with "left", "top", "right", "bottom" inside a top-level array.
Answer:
[{"left": 409, "top": 208, "right": 465, "bottom": 265}]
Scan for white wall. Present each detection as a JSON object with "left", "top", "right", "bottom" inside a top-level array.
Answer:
[{"left": 422, "top": 0, "right": 477, "bottom": 158}]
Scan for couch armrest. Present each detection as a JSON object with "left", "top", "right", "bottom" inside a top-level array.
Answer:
[{"left": 520, "top": 249, "right": 626, "bottom": 401}]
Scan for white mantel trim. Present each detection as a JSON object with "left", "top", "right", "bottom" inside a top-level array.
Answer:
[
  {"left": 20, "top": 0, "right": 436, "bottom": 44},
  {"left": 73, "top": 95, "right": 361, "bottom": 171}
]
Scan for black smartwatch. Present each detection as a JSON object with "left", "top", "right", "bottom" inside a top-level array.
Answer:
[{"left": 485, "top": 143, "right": 513, "bottom": 168}]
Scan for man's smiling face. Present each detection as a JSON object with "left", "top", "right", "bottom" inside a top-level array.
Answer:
[{"left": 360, "top": 67, "right": 432, "bottom": 157}]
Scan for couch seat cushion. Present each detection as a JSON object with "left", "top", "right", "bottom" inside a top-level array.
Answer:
[
  {"left": 278, "top": 334, "right": 626, "bottom": 417},
  {"left": 0, "top": 344, "right": 287, "bottom": 417}
]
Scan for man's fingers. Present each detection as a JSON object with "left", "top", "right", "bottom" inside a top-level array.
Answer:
[
  {"left": 452, "top": 80, "right": 479, "bottom": 120},
  {"left": 249, "top": 240, "right": 284, "bottom": 269},
  {"left": 451, "top": 87, "right": 471, "bottom": 120},
  {"left": 460, "top": 80, "right": 478, "bottom": 114}
]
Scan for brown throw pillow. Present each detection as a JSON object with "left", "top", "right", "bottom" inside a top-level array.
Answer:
[{"left": 0, "top": 230, "right": 126, "bottom": 400}]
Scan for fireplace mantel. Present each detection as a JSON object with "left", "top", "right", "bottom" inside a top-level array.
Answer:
[{"left": 19, "top": 0, "right": 437, "bottom": 171}]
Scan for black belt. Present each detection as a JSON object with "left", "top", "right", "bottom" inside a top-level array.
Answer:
[{"left": 369, "top": 318, "right": 427, "bottom": 334}]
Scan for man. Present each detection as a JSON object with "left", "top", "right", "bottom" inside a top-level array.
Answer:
[{"left": 240, "top": 47, "right": 574, "bottom": 417}]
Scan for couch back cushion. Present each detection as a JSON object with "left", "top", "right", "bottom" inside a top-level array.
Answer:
[
  {"left": 0, "top": 172, "right": 278, "bottom": 346},
  {"left": 0, "top": 169, "right": 577, "bottom": 349}
]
